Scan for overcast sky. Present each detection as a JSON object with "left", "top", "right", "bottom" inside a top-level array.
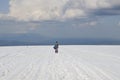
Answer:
[{"left": 0, "top": 0, "right": 120, "bottom": 40}]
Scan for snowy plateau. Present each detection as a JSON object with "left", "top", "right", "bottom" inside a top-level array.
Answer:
[{"left": 0, "top": 45, "right": 120, "bottom": 80}]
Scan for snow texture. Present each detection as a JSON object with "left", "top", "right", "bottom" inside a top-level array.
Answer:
[{"left": 0, "top": 45, "right": 120, "bottom": 80}]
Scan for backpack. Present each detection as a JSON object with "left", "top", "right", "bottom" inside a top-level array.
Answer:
[
  {"left": 53, "top": 44, "right": 58, "bottom": 49},
  {"left": 53, "top": 46, "right": 56, "bottom": 49}
]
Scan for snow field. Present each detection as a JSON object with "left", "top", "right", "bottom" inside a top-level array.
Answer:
[{"left": 0, "top": 45, "right": 120, "bottom": 80}]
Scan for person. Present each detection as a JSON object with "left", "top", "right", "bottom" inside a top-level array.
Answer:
[{"left": 53, "top": 41, "right": 59, "bottom": 53}]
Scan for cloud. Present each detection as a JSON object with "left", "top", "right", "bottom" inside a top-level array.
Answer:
[
  {"left": 0, "top": 0, "right": 120, "bottom": 21},
  {"left": 91, "top": 6, "right": 120, "bottom": 16},
  {"left": 9, "top": 0, "right": 68, "bottom": 21},
  {"left": 89, "top": 21, "right": 97, "bottom": 26},
  {"left": 0, "top": 14, "right": 14, "bottom": 20},
  {"left": 71, "top": 20, "right": 98, "bottom": 28},
  {"left": 0, "top": 19, "right": 40, "bottom": 33}
]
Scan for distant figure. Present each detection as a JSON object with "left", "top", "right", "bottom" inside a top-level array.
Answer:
[{"left": 53, "top": 41, "right": 59, "bottom": 53}]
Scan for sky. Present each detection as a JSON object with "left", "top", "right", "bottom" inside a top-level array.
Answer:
[{"left": 0, "top": 0, "right": 120, "bottom": 40}]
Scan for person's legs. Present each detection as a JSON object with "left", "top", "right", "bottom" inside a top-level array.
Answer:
[{"left": 55, "top": 49, "right": 58, "bottom": 53}]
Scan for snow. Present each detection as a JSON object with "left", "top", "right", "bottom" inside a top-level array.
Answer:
[{"left": 0, "top": 45, "right": 120, "bottom": 80}]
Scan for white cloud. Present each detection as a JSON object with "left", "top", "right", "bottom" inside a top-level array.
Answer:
[
  {"left": 81, "top": 21, "right": 97, "bottom": 26},
  {"left": 8, "top": 0, "right": 110, "bottom": 21},
  {"left": 63, "top": 9, "right": 85, "bottom": 19},
  {"left": 0, "top": 0, "right": 120, "bottom": 21},
  {"left": 72, "top": 21, "right": 98, "bottom": 28},
  {"left": 89, "top": 21, "right": 97, "bottom": 26},
  {"left": 0, "top": 14, "right": 14, "bottom": 20},
  {"left": 9, "top": 0, "right": 68, "bottom": 21}
]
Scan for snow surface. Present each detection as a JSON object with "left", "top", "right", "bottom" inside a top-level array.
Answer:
[{"left": 0, "top": 45, "right": 120, "bottom": 80}]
